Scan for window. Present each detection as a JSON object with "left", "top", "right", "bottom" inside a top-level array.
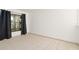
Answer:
[{"left": 11, "top": 14, "right": 21, "bottom": 32}]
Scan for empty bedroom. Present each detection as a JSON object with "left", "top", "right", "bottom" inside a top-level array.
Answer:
[{"left": 0, "top": 9, "right": 79, "bottom": 50}]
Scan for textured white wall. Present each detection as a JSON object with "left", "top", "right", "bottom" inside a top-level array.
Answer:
[
  {"left": 7, "top": 9, "right": 79, "bottom": 44},
  {"left": 29, "top": 9, "right": 79, "bottom": 43}
]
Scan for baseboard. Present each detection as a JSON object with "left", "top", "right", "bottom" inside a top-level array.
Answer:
[{"left": 29, "top": 32, "right": 79, "bottom": 45}]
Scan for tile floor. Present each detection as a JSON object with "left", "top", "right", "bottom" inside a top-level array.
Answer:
[{"left": 0, "top": 33, "right": 79, "bottom": 50}]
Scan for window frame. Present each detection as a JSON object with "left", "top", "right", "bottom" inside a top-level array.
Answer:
[{"left": 11, "top": 14, "right": 21, "bottom": 32}]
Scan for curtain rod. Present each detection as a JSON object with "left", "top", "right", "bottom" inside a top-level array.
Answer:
[
  {"left": 11, "top": 11, "right": 22, "bottom": 15},
  {"left": 5, "top": 9, "right": 25, "bottom": 15}
]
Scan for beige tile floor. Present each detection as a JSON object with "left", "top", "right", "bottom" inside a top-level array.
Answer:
[{"left": 0, "top": 33, "right": 79, "bottom": 50}]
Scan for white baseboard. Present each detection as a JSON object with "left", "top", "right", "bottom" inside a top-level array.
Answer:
[{"left": 29, "top": 32, "right": 79, "bottom": 45}]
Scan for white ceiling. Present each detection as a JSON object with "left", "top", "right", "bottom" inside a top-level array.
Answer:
[{"left": 19, "top": 9, "right": 32, "bottom": 13}]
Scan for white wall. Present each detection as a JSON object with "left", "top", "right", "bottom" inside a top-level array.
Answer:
[
  {"left": 29, "top": 9, "right": 79, "bottom": 43},
  {"left": 12, "top": 31, "right": 21, "bottom": 37},
  {"left": 6, "top": 9, "right": 79, "bottom": 44},
  {"left": 77, "top": 10, "right": 79, "bottom": 26}
]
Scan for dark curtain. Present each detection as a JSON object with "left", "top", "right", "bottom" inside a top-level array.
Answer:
[
  {"left": 21, "top": 14, "right": 27, "bottom": 35},
  {"left": 0, "top": 10, "right": 11, "bottom": 40}
]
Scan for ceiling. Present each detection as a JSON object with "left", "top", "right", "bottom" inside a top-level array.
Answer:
[{"left": 18, "top": 9, "right": 32, "bottom": 13}]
